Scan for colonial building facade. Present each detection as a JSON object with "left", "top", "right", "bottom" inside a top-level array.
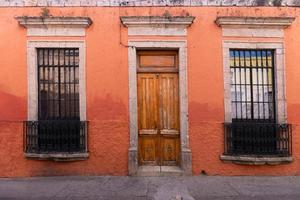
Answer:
[{"left": 1, "top": 0, "right": 300, "bottom": 177}]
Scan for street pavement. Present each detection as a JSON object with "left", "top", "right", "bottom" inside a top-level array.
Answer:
[{"left": 1, "top": 175, "right": 300, "bottom": 200}]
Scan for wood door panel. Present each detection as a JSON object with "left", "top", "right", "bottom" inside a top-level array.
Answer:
[
  {"left": 139, "top": 135, "right": 157, "bottom": 164},
  {"left": 158, "top": 73, "right": 180, "bottom": 165},
  {"left": 138, "top": 74, "right": 158, "bottom": 165},
  {"left": 137, "top": 74, "right": 158, "bottom": 130},
  {"left": 158, "top": 74, "right": 179, "bottom": 131},
  {"left": 161, "top": 136, "right": 180, "bottom": 165},
  {"left": 160, "top": 129, "right": 179, "bottom": 135},
  {"left": 138, "top": 50, "right": 178, "bottom": 68},
  {"left": 140, "top": 55, "right": 175, "bottom": 68},
  {"left": 139, "top": 129, "right": 157, "bottom": 135}
]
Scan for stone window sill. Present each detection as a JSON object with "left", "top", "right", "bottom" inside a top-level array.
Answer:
[
  {"left": 25, "top": 152, "right": 89, "bottom": 161},
  {"left": 220, "top": 155, "right": 293, "bottom": 165}
]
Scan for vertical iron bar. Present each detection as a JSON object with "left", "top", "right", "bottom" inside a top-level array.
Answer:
[
  {"left": 262, "top": 50, "right": 266, "bottom": 120},
  {"left": 58, "top": 49, "right": 62, "bottom": 150},
  {"left": 256, "top": 50, "right": 268, "bottom": 120},
  {"left": 73, "top": 49, "right": 76, "bottom": 119},
  {"left": 242, "top": 51, "right": 248, "bottom": 119},
  {"left": 58, "top": 49, "right": 61, "bottom": 119},
  {"left": 64, "top": 49, "right": 67, "bottom": 120},
  {"left": 249, "top": 51, "right": 254, "bottom": 120},
  {"left": 52, "top": 49, "right": 55, "bottom": 120},
  {"left": 238, "top": 51, "right": 243, "bottom": 120},
  {"left": 234, "top": 65, "right": 238, "bottom": 119},
  {"left": 68, "top": 49, "right": 71, "bottom": 119},
  {"left": 256, "top": 51, "right": 260, "bottom": 120},
  {"left": 271, "top": 50, "right": 276, "bottom": 123},
  {"left": 47, "top": 49, "right": 51, "bottom": 149},
  {"left": 46, "top": 49, "right": 50, "bottom": 120}
]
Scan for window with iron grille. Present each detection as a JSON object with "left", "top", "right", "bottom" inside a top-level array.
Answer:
[
  {"left": 24, "top": 48, "right": 87, "bottom": 154},
  {"left": 38, "top": 48, "right": 80, "bottom": 120},
  {"left": 230, "top": 49, "right": 275, "bottom": 122},
  {"left": 224, "top": 49, "right": 291, "bottom": 156}
]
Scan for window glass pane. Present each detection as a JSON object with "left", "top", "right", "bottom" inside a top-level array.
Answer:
[
  {"left": 234, "top": 51, "right": 239, "bottom": 67},
  {"left": 251, "top": 51, "right": 256, "bottom": 67},
  {"left": 230, "top": 51, "right": 235, "bottom": 67},
  {"left": 257, "top": 51, "right": 262, "bottom": 67},
  {"left": 262, "top": 50, "right": 267, "bottom": 66},
  {"left": 245, "top": 51, "right": 251, "bottom": 67},
  {"left": 239, "top": 51, "right": 244, "bottom": 67},
  {"left": 230, "top": 68, "right": 235, "bottom": 84},
  {"left": 267, "top": 50, "right": 273, "bottom": 67}
]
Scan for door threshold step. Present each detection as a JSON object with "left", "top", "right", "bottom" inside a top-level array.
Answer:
[{"left": 136, "top": 166, "right": 184, "bottom": 176}]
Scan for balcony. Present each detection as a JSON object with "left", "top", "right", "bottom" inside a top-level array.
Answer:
[
  {"left": 23, "top": 120, "right": 88, "bottom": 160},
  {"left": 222, "top": 122, "right": 292, "bottom": 165}
]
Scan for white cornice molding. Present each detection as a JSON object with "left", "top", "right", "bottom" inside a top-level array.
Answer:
[
  {"left": 215, "top": 16, "right": 295, "bottom": 29},
  {"left": 120, "top": 16, "right": 195, "bottom": 36},
  {"left": 16, "top": 16, "right": 92, "bottom": 36},
  {"left": 120, "top": 16, "right": 195, "bottom": 27},
  {"left": 16, "top": 16, "right": 92, "bottom": 28}
]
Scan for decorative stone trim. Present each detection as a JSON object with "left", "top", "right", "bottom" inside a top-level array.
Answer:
[
  {"left": 16, "top": 17, "right": 92, "bottom": 27},
  {"left": 220, "top": 155, "right": 293, "bottom": 165},
  {"left": 2, "top": 0, "right": 300, "bottom": 7},
  {"left": 127, "top": 40, "right": 191, "bottom": 175},
  {"left": 121, "top": 16, "right": 195, "bottom": 26},
  {"left": 216, "top": 17, "right": 295, "bottom": 38},
  {"left": 120, "top": 16, "right": 195, "bottom": 36},
  {"left": 216, "top": 17, "right": 295, "bottom": 29},
  {"left": 25, "top": 153, "right": 89, "bottom": 161},
  {"left": 16, "top": 17, "right": 92, "bottom": 36}
]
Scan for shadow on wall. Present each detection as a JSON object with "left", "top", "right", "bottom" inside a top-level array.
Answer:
[
  {"left": 88, "top": 94, "right": 127, "bottom": 121},
  {"left": 0, "top": 91, "right": 26, "bottom": 121},
  {"left": 189, "top": 102, "right": 223, "bottom": 123},
  {"left": 287, "top": 104, "right": 300, "bottom": 123}
]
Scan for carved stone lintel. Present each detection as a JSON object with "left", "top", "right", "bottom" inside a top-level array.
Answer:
[
  {"left": 120, "top": 16, "right": 195, "bottom": 36},
  {"left": 216, "top": 16, "right": 295, "bottom": 29},
  {"left": 16, "top": 16, "right": 92, "bottom": 28},
  {"left": 16, "top": 16, "right": 92, "bottom": 36},
  {"left": 121, "top": 16, "right": 195, "bottom": 27}
]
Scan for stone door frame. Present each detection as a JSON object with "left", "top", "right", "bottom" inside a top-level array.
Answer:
[{"left": 128, "top": 40, "right": 191, "bottom": 175}]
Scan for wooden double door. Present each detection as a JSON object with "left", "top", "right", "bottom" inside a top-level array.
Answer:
[{"left": 137, "top": 51, "right": 180, "bottom": 166}]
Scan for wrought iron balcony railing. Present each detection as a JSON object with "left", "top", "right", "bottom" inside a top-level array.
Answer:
[
  {"left": 224, "top": 122, "right": 292, "bottom": 156},
  {"left": 23, "top": 120, "right": 88, "bottom": 153}
]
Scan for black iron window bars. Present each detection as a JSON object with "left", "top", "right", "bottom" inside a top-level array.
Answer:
[
  {"left": 225, "top": 49, "right": 292, "bottom": 156},
  {"left": 24, "top": 48, "right": 87, "bottom": 153}
]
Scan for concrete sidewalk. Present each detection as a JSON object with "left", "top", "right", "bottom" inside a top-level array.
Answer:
[{"left": 1, "top": 176, "right": 300, "bottom": 200}]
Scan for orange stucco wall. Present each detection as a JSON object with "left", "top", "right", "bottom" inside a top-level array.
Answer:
[{"left": 1, "top": 6, "right": 300, "bottom": 177}]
